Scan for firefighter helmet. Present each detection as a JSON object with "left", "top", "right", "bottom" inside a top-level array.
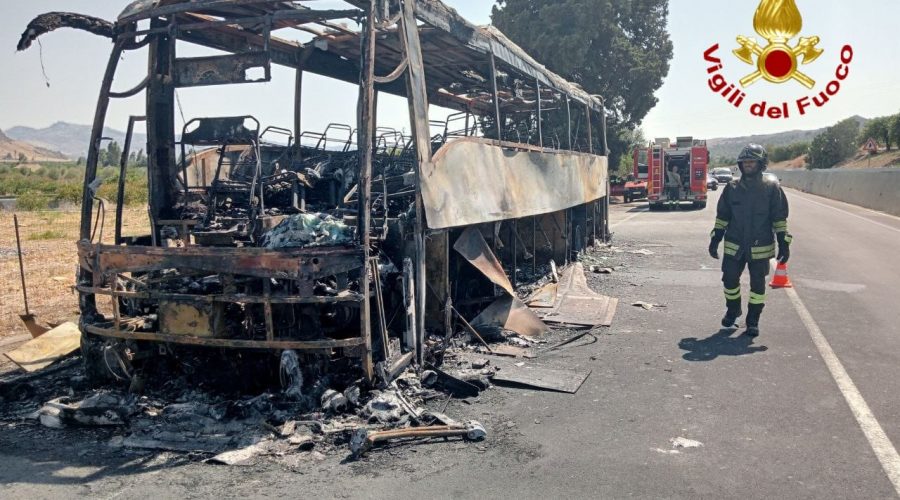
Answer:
[{"left": 737, "top": 144, "right": 768, "bottom": 173}]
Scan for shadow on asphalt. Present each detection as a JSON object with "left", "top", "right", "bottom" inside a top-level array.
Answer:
[{"left": 678, "top": 329, "right": 768, "bottom": 361}]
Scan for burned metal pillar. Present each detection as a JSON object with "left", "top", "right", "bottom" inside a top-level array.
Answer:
[
  {"left": 78, "top": 40, "right": 125, "bottom": 315},
  {"left": 566, "top": 97, "right": 572, "bottom": 151},
  {"left": 147, "top": 19, "right": 177, "bottom": 232},
  {"left": 115, "top": 115, "right": 147, "bottom": 245},
  {"left": 357, "top": 1, "right": 377, "bottom": 380},
  {"left": 536, "top": 79, "right": 543, "bottom": 148},
  {"left": 585, "top": 104, "right": 593, "bottom": 155},
  {"left": 490, "top": 52, "right": 502, "bottom": 141},
  {"left": 601, "top": 100, "right": 611, "bottom": 241},
  {"left": 294, "top": 67, "right": 303, "bottom": 156},
  {"left": 400, "top": 0, "right": 432, "bottom": 365},
  {"left": 80, "top": 41, "right": 124, "bottom": 242}
]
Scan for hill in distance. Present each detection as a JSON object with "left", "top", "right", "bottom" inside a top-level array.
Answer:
[
  {"left": 0, "top": 127, "right": 69, "bottom": 162},
  {"left": 706, "top": 115, "right": 869, "bottom": 160},
  {"left": 6, "top": 121, "right": 147, "bottom": 159}
]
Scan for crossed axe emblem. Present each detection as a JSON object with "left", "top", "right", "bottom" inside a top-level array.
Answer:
[{"left": 733, "top": 35, "right": 823, "bottom": 88}]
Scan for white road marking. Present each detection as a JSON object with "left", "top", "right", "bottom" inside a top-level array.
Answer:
[
  {"left": 610, "top": 209, "right": 647, "bottom": 229},
  {"left": 788, "top": 190, "right": 900, "bottom": 235},
  {"left": 785, "top": 286, "right": 900, "bottom": 494}
]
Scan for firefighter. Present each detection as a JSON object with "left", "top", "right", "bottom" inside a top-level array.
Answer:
[
  {"left": 665, "top": 164, "right": 681, "bottom": 206},
  {"left": 708, "top": 144, "right": 791, "bottom": 336}
]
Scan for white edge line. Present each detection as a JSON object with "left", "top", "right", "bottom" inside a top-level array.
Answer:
[
  {"left": 785, "top": 286, "right": 900, "bottom": 494},
  {"left": 787, "top": 190, "right": 900, "bottom": 235}
]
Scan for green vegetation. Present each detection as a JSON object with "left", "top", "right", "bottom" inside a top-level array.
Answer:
[
  {"left": 613, "top": 128, "right": 646, "bottom": 175},
  {"left": 0, "top": 161, "right": 148, "bottom": 211},
  {"left": 28, "top": 229, "right": 67, "bottom": 241},
  {"left": 766, "top": 142, "right": 809, "bottom": 163},
  {"left": 858, "top": 112, "right": 900, "bottom": 152},
  {"left": 859, "top": 116, "right": 893, "bottom": 151},
  {"left": 0, "top": 140, "right": 149, "bottom": 211},
  {"left": 808, "top": 118, "right": 861, "bottom": 170},
  {"left": 492, "top": 0, "right": 673, "bottom": 168}
]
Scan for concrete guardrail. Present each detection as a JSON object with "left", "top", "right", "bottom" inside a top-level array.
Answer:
[{"left": 773, "top": 168, "right": 900, "bottom": 217}]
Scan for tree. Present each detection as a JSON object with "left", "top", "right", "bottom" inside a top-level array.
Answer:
[
  {"left": 613, "top": 127, "right": 646, "bottom": 175},
  {"left": 808, "top": 118, "right": 860, "bottom": 169},
  {"left": 134, "top": 148, "right": 146, "bottom": 166},
  {"left": 890, "top": 114, "right": 900, "bottom": 150},
  {"left": 18, "top": 152, "right": 27, "bottom": 163},
  {"left": 105, "top": 141, "right": 122, "bottom": 167},
  {"left": 492, "top": 0, "right": 673, "bottom": 167},
  {"left": 859, "top": 117, "right": 891, "bottom": 150}
]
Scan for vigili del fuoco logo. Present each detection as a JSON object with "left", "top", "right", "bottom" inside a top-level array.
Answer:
[{"left": 703, "top": 0, "right": 853, "bottom": 120}]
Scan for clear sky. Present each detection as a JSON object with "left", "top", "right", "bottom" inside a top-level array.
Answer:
[{"left": 1, "top": 1, "right": 898, "bottom": 141}]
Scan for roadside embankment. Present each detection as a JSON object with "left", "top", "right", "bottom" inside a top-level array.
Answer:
[{"left": 776, "top": 168, "right": 900, "bottom": 216}]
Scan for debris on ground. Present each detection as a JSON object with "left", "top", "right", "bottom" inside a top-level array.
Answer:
[
  {"left": 4, "top": 322, "right": 80, "bottom": 373},
  {"left": 546, "top": 331, "right": 598, "bottom": 352},
  {"left": 589, "top": 266, "right": 614, "bottom": 274},
  {"left": 534, "top": 263, "right": 618, "bottom": 328},
  {"left": 349, "top": 420, "right": 486, "bottom": 457},
  {"left": 670, "top": 437, "right": 704, "bottom": 449},
  {"left": 486, "top": 345, "right": 535, "bottom": 359},
  {"left": 37, "top": 391, "right": 132, "bottom": 428},
  {"left": 472, "top": 296, "right": 549, "bottom": 340},
  {"left": 490, "top": 362, "right": 591, "bottom": 394},
  {"left": 632, "top": 301, "right": 666, "bottom": 310},
  {"left": 524, "top": 280, "right": 558, "bottom": 309}
]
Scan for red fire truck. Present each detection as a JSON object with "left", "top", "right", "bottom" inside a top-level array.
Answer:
[{"left": 634, "top": 137, "right": 710, "bottom": 210}]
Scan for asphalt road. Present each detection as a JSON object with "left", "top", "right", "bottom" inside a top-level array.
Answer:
[{"left": 2, "top": 188, "right": 899, "bottom": 499}]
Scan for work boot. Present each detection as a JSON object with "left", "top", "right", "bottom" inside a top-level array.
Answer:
[
  {"left": 721, "top": 308, "right": 742, "bottom": 328},
  {"left": 745, "top": 303, "right": 764, "bottom": 337}
]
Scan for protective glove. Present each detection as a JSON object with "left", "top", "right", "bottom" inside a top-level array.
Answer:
[
  {"left": 776, "top": 233, "right": 790, "bottom": 263},
  {"left": 777, "top": 241, "right": 790, "bottom": 263},
  {"left": 708, "top": 238, "right": 720, "bottom": 259}
]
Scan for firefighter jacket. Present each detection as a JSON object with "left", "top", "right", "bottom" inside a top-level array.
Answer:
[{"left": 711, "top": 176, "right": 791, "bottom": 261}]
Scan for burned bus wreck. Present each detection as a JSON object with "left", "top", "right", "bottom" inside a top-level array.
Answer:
[{"left": 19, "top": 0, "right": 610, "bottom": 386}]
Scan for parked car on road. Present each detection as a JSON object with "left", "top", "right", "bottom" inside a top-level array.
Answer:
[
  {"left": 711, "top": 167, "right": 734, "bottom": 183},
  {"left": 623, "top": 174, "right": 648, "bottom": 203},
  {"left": 706, "top": 174, "right": 719, "bottom": 191}
]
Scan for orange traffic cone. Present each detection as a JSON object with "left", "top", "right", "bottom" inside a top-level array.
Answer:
[{"left": 769, "top": 261, "right": 793, "bottom": 288}]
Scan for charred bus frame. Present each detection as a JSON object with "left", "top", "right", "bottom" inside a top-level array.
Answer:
[{"left": 19, "top": 0, "right": 610, "bottom": 382}]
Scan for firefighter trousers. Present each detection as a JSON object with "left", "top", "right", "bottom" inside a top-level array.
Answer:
[{"left": 721, "top": 256, "right": 769, "bottom": 326}]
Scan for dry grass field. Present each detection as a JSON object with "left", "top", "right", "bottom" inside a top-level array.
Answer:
[{"left": 0, "top": 207, "right": 149, "bottom": 339}]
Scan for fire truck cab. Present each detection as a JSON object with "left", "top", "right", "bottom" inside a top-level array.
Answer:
[{"left": 638, "top": 137, "right": 709, "bottom": 210}]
